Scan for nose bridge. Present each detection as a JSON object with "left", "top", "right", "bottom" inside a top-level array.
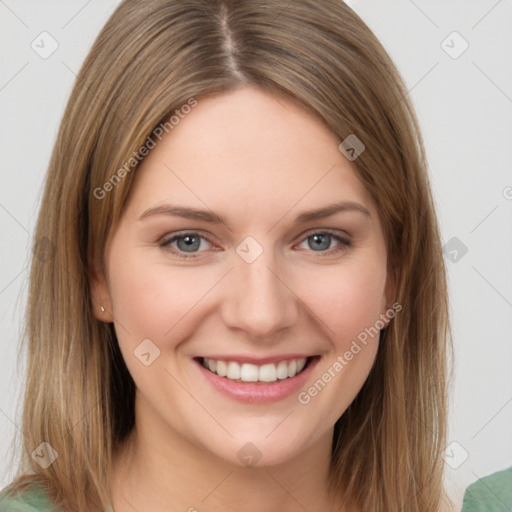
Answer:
[{"left": 222, "top": 238, "right": 298, "bottom": 338}]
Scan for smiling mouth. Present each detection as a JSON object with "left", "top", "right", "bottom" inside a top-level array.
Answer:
[{"left": 196, "top": 356, "right": 317, "bottom": 383}]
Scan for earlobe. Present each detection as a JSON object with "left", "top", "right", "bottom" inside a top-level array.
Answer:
[{"left": 89, "top": 262, "right": 114, "bottom": 323}]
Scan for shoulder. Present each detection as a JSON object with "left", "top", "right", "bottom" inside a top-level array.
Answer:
[
  {"left": 461, "top": 466, "right": 512, "bottom": 512},
  {"left": 0, "top": 481, "right": 56, "bottom": 512}
]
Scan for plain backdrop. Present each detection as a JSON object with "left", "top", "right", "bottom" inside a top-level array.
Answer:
[{"left": 1, "top": 1, "right": 511, "bottom": 509}]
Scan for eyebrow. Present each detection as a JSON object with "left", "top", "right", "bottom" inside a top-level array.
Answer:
[{"left": 138, "top": 201, "right": 371, "bottom": 225}]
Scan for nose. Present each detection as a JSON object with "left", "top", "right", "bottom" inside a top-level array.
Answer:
[{"left": 221, "top": 246, "right": 299, "bottom": 341}]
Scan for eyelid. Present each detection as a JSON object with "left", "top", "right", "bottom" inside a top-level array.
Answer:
[
  {"left": 297, "top": 227, "right": 351, "bottom": 241},
  {"left": 158, "top": 230, "right": 217, "bottom": 251}
]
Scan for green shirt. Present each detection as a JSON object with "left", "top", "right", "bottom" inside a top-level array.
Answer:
[
  {"left": 0, "top": 482, "right": 114, "bottom": 512},
  {"left": 0, "top": 483, "right": 54, "bottom": 511},
  {"left": 461, "top": 466, "right": 512, "bottom": 512}
]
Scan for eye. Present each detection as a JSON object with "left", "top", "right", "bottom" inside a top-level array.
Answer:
[
  {"left": 159, "top": 232, "right": 214, "bottom": 259},
  {"left": 159, "top": 230, "right": 352, "bottom": 260},
  {"left": 296, "top": 231, "right": 352, "bottom": 254}
]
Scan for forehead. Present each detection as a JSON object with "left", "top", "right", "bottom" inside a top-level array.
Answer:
[{"left": 124, "top": 86, "right": 377, "bottom": 224}]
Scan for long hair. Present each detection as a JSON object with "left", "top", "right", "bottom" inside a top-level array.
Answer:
[{"left": 3, "top": 1, "right": 453, "bottom": 510}]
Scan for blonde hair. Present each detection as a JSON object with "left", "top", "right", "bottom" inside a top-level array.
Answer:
[{"left": 3, "top": 1, "right": 453, "bottom": 510}]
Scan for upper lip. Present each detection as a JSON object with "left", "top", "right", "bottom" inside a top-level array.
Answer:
[{"left": 195, "top": 354, "right": 317, "bottom": 365}]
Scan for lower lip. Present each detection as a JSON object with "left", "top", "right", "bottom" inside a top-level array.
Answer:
[{"left": 194, "top": 357, "right": 319, "bottom": 404}]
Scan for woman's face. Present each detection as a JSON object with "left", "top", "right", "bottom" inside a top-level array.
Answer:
[{"left": 92, "top": 86, "right": 394, "bottom": 467}]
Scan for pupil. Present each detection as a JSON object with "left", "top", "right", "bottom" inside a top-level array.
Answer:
[
  {"left": 310, "top": 234, "right": 330, "bottom": 251},
  {"left": 178, "top": 235, "right": 200, "bottom": 252}
]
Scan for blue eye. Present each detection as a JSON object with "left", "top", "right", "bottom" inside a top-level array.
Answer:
[
  {"left": 298, "top": 232, "right": 350, "bottom": 252},
  {"left": 159, "top": 232, "right": 212, "bottom": 258},
  {"left": 311, "top": 233, "right": 330, "bottom": 250},
  {"left": 159, "top": 230, "right": 351, "bottom": 259}
]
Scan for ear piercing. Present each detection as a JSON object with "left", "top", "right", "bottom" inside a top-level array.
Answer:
[{"left": 93, "top": 282, "right": 106, "bottom": 313}]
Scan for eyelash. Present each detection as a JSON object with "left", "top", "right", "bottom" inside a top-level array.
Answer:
[{"left": 158, "top": 230, "right": 352, "bottom": 260}]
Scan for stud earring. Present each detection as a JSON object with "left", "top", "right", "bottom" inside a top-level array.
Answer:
[{"left": 101, "top": 306, "right": 105, "bottom": 312}]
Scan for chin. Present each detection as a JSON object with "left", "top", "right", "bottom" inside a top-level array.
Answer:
[{"left": 196, "top": 423, "right": 320, "bottom": 469}]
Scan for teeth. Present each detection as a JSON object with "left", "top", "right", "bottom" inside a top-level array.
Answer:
[
  {"left": 259, "top": 363, "right": 277, "bottom": 382},
  {"left": 227, "top": 361, "right": 240, "bottom": 380},
  {"left": 287, "top": 359, "right": 297, "bottom": 378},
  {"left": 216, "top": 360, "right": 227, "bottom": 377},
  {"left": 202, "top": 357, "right": 308, "bottom": 382},
  {"left": 240, "top": 363, "right": 259, "bottom": 382},
  {"left": 276, "top": 361, "right": 289, "bottom": 379}
]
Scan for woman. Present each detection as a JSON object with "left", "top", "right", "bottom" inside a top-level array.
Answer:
[{"left": 0, "top": 0, "right": 453, "bottom": 511}]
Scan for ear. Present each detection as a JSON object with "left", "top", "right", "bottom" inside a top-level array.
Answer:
[{"left": 89, "top": 257, "right": 114, "bottom": 323}]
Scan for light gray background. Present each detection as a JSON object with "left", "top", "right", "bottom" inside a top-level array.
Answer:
[{"left": 1, "top": 1, "right": 511, "bottom": 509}]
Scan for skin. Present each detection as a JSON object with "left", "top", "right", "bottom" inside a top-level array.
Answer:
[{"left": 91, "top": 85, "right": 395, "bottom": 512}]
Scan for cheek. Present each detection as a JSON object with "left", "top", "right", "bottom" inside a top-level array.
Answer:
[
  {"left": 106, "top": 251, "right": 218, "bottom": 402},
  {"left": 107, "top": 245, "right": 217, "bottom": 344},
  {"left": 293, "top": 258, "right": 388, "bottom": 348},
  {"left": 288, "top": 260, "right": 386, "bottom": 427}
]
